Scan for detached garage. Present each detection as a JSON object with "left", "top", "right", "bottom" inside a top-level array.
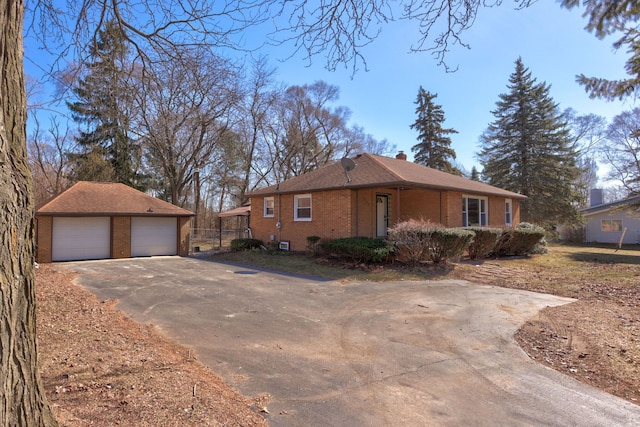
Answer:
[{"left": 36, "top": 181, "right": 194, "bottom": 262}]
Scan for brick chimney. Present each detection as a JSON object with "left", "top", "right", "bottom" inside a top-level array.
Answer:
[{"left": 396, "top": 151, "right": 407, "bottom": 161}]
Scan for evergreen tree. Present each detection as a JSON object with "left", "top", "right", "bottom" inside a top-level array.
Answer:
[
  {"left": 478, "top": 58, "right": 582, "bottom": 227},
  {"left": 410, "top": 87, "right": 459, "bottom": 174},
  {"left": 470, "top": 165, "right": 481, "bottom": 181},
  {"left": 67, "top": 20, "right": 144, "bottom": 189}
]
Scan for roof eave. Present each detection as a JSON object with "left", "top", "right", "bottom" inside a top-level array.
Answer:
[
  {"left": 247, "top": 181, "right": 526, "bottom": 199},
  {"left": 36, "top": 212, "right": 194, "bottom": 217}
]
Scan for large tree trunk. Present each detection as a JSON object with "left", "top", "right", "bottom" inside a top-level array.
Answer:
[{"left": 0, "top": 1, "right": 58, "bottom": 425}]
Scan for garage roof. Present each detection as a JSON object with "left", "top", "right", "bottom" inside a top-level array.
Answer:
[{"left": 36, "top": 181, "right": 194, "bottom": 217}]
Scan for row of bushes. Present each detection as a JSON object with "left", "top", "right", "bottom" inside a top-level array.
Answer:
[
  {"left": 386, "top": 219, "right": 546, "bottom": 264},
  {"left": 229, "top": 221, "right": 546, "bottom": 264}
]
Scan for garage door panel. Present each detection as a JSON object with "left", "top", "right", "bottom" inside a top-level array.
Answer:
[
  {"left": 131, "top": 217, "right": 177, "bottom": 257},
  {"left": 52, "top": 217, "right": 111, "bottom": 261}
]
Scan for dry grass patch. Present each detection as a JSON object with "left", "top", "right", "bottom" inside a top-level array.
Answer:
[{"left": 36, "top": 265, "right": 267, "bottom": 426}]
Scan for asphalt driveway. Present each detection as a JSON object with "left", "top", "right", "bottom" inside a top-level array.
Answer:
[{"left": 61, "top": 256, "right": 640, "bottom": 426}]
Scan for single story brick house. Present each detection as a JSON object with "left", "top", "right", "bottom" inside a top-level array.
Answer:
[
  {"left": 36, "top": 181, "right": 194, "bottom": 262},
  {"left": 246, "top": 152, "right": 526, "bottom": 251},
  {"left": 581, "top": 192, "right": 640, "bottom": 245}
]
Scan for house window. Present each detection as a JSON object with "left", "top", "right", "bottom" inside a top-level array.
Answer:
[
  {"left": 264, "top": 197, "right": 274, "bottom": 217},
  {"left": 505, "top": 199, "right": 513, "bottom": 226},
  {"left": 462, "top": 196, "right": 488, "bottom": 227},
  {"left": 601, "top": 219, "right": 623, "bottom": 232},
  {"left": 294, "top": 194, "right": 312, "bottom": 221}
]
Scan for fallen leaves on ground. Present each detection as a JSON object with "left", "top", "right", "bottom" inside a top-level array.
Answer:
[{"left": 36, "top": 264, "right": 268, "bottom": 426}]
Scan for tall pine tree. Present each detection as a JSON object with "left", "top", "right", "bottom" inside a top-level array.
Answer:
[
  {"left": 478, "top": 58, "right": 582, "bottom": 227},
  {"left": 67, "top": 20, "right": 144, "bottom": 189},
  {"left": 410, "top": 87, "right": 459, "bottom": 174}
]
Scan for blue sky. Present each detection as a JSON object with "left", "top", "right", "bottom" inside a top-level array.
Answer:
[
  {"left": 261, "top": 1, "right": 634, "bottom": 173},
  {"left": 24, "top": 1, "right": 635, "bottom": 177}
]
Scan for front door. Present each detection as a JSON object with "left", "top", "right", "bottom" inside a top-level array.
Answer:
[{"left": 376, "top": 195, "right": 389, "bottom": 237}]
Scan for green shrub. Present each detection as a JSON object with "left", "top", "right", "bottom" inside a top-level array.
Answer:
[
  {"left": 492, "top": 223, "right": 546, "bottom": 256},
  {"left": 429, "top": 228, "right": 475, "bottom": 264},
  {"left": 230, "top": 238, "right": 264, "bottom": 252},
  {"left": 387, "top": 219, "right": 439, "bottom": 265},
  {"left": 466, "top": 227, "right": 503, "bottom": 260},
  {"left": 516, "top": 222, "right": 548, "bottom": 254},
  {"left": 320, "top": 236, "right": 392, "bottom": 263}
]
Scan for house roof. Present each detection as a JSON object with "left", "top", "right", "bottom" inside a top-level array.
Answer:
[
  {"left": 36, "top": 181, "right": 194, "bottom": 217},
  {"left": 247, "top": 153, "right": 526, "bottom": 199},
  {"left": 581, "top": 195, "right": 640, "bottom": 216}
]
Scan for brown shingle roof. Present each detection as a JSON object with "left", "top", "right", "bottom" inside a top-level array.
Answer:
[
  {"left": 36, "top": 181, "right": 194, "bottom": 216},
  {"left": 247, "top": 153, "right": 526, "bottom": 199}
]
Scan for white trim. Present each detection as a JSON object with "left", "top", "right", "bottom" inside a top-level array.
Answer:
[
  {"left": 264, "top": 197, "right": 275, "bottom": 217},
  {"left": 294, "top": 194, "right": 312, "bottom": 221},
  {"left": 505, "top": 198, "right": 513, "bottom": 226},
  {"left": 462, "top": 195, "right": 489, "bottom": 227}
]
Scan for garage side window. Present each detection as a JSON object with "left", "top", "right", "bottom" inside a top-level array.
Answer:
[
  {"left": 264, "top": 197, "right": 275, "bottom": 217},
  {"left": 601, "top": 219, "right": 622, "bottom": 232},
  {"left": 294, "top": 194, "right": 312, "bottom": 221}
]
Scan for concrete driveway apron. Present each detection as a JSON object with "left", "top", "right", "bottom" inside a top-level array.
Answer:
[{"left": 62, "top": 256, "right": 640, "bottom": 426}]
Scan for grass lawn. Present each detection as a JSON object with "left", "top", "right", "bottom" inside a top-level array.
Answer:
[{"left": 212, "top": 243, "right": 640, "bottom": 296}]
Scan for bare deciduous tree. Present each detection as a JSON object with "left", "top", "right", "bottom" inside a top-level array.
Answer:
[
  {"left": 28, "top": 117, "right": 74, "bottom": 205},
  {"left": 563, "top": 108, "right": 607, "bottom": 207},
  {"left": 269, "top": 0, "right": 534, "bottom": 72},
  {"left": 235, "top": 56, "right": 281, "bottom": 203},
  {"left": 269, "top": 81, "right": 354, "bottom": 180},
  {"left": 136, "top": 48, "right": 241, "bottom": 206},
  {"left": 601, "top": 108, "right": 640, "bottom": 196}
]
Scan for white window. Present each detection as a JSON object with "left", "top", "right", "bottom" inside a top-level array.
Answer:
[
  {"left": 294, "top": 194, "right": 312, "bottom": 221},
  {"left": 601, "top": 219, "right": 622, "bottom": 232},
  {"left": 505, "top": 199, "right": 513, "bottom": 226},
  {"left": 264, "top": 197, "right": 274, "bottom": 217},
  {"left": 462, "top": 196, "right": 488, "bottom": 227}
]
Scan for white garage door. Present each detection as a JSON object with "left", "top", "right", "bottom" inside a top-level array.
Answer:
[
  {"left": 131, "top": 217, "right": 177, "bottom": 257},
  {"left": 52, "top": 217, "right": 111, "bottom": 261}
]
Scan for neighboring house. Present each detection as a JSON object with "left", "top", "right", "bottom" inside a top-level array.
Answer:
[
  {"left": 246, "top": 152, "right": 526, "bottom": 251},
  {"left": 36, "top": 181, "right": 194, "bottom": 262},
  {"left": 581, "top": 191, "right": 640, "bottom": 245}
]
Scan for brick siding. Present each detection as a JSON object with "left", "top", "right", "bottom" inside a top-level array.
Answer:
[
  {"left": 112, "top": 217, "right": 131, "bottom": 258},
  {"left": 36, "top": 216, "right": 53, "bottom": 263},
  {"left": 35, "top": 215, "right": 191, "bottom": 262},
  {"left": 250, "top": 188, "right": 521, "bottom": 252}
]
